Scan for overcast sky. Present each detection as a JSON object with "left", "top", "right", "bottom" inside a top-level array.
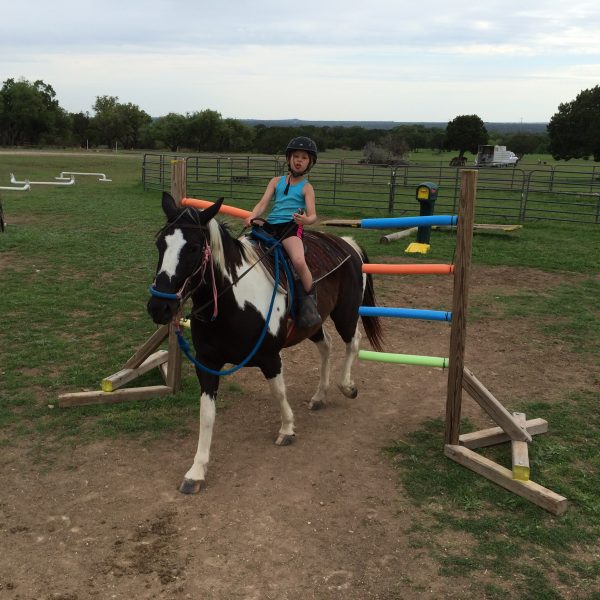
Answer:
[{"left": 2, "top": 0, "right": 599, "bottom": 123}]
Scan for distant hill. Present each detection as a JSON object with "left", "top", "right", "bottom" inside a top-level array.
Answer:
[{"left": 242, "top": 118, "right": 548, "bottom": 134}]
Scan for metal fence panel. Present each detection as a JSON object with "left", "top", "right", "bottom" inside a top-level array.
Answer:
[{"left": 142, "top": 154, "right": 600, "bottom": 224}]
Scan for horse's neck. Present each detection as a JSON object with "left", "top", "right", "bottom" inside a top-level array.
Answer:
[{"left": 206, "top": 219, "right": 254, "bottom": 283}]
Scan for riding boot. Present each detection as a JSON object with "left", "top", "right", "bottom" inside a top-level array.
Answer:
[{"left": 296, "top": 286, "right": 322, "bottom": 329}]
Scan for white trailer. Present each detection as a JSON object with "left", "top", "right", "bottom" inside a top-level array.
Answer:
[{"left": 475, "top": 145, "right": 519, "bottom": 167}]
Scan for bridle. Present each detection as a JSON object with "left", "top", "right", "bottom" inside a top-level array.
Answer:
[{"left": 149, "top": 221, "right": 218, "bottom": 319}]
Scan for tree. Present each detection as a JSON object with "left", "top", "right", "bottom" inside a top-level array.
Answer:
[
  {"left": 362, "top": 134, "right": 409, "bottom": 165},
  {"left": 70, "top": 111, "right": 92, "bottom": 148},
  {"left": 548, "top": 86, "right": 600, "bottom": 161},
  {"left": 221, "top": 119, "right": 255, "bottom": 152},
  {"left": 186, "top": 109, "right": 225, "bottom": 152},
  {"left": 445, "top": 115, "right": 488, "bottom": 157},
  {"left": 90, "top": 96, "right": 151, "bottom": 149},
  {"left": 151, "top": 113, "right": 187, "bottom": 152},
  {"left": 0, "top": 78, "right": 70, "bottom": 146},
  {"left": 500, "top": 133, "right": 549, "bottom": 159},
  {"left": 253, "top": 126, "right": 294, "bottom": 155}
]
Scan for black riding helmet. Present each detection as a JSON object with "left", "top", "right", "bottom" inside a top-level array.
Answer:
[{"left": 285, "top": 136, "right": 318, "bottom": 171}]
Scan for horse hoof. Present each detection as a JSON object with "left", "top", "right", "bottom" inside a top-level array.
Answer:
[
  {"left": 179, "top": 478, "right": 204, "bottom": 494},
  {"left": 339, "top": 384, "right": 358, "bottom": 399},
  {"left": 275, "top": 434, "right": 295, "bottom": 446},
  {"left": 309, "top": 399, "right": 324, "bottom": 411}
]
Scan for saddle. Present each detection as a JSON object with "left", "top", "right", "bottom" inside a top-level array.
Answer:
[{"left": 248, "top": 227, "right": 352, "bottom": 292}]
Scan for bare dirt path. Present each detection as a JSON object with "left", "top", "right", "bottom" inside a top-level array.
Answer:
[{"left": 0, "top": 267, "right": 593, "bottom": 599}]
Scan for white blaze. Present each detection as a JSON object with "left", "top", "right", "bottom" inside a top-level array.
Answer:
[{"left": 158, "top": 229, "right": 186, "bottom": 280}]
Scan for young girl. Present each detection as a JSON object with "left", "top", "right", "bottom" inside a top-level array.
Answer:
[{"left": 244, "top": 136, "right": 321, "bottom": 328}]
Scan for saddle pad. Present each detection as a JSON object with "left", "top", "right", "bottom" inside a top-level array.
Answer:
[
  {"left": 249, "top": 230, "right": 353, "bottom": 288},
  {"left": 303, "top": 231, "right": 353, "bottom": 280}
]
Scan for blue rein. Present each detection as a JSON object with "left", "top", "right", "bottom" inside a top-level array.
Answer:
[{"left": 150, "top": 232, "right": 294, "bottom": 377}]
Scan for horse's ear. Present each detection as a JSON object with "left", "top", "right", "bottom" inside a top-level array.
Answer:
[
  {"left": 162, "top": 192, "right": 179, "bottom": 221},
  {"left": 199, "top": 197, "right": 225, "bottom": 225}
]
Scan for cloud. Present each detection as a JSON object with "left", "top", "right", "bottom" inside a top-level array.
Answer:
[{"left": 1, "top": 0, "right": 599, "bottom": 121}]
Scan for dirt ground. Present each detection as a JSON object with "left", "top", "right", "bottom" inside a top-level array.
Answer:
[{"left": 0, "top": 266, "right": 594, "bottom": 599}]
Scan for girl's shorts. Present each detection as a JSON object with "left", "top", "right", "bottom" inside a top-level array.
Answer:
[{"left": 263, "top": 221, "right": 303, "bottom": 241}]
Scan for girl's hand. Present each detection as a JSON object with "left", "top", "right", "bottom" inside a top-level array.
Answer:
[{"left": 293, "top": 209, "right": 305, "bottom": 224}]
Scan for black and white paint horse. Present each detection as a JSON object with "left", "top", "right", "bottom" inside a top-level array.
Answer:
[{"left": 147, "top": 192, "right": 383, "bottom": 493}]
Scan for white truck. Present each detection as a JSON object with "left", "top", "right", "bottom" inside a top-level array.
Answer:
[{"left": 475, "top": 145, "right": 519, "bottom": 167}]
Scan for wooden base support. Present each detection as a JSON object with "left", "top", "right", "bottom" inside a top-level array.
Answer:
[
  {"left": 58, "top": 385, "right": 173, "bottom": 407},
  {"left": 58, "top": 324, "right": 183, "bottom": 408},
  {"left": 462, "top": 368, "right": 532, "bottom": 443},
  {"left": 445, "top": 444, "right": 568, "bottom": 515},
  {"left": 459, "top": 418, "right": 548, "bottom": 449},
  {"left": 511, "top": 412, "right": 530, "bottom": 481},
  {"left": 101, "top": 350, "right": 168, "bottom": 392}
]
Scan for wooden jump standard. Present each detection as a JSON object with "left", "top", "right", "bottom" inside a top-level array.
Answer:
[
  {"left": 58, "top": 159, "right": 189, "bottom": 408},
  {"left": 359, "top": 170, "right": 567, "bottom": 515}
]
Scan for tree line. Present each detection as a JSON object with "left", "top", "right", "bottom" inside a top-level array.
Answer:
[{"left": 1, "top": 77, "right": 599, "bottom": 161}]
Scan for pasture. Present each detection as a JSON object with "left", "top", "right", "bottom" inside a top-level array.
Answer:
[{"left": 1, "top": 150, "right": 599, "bottom": 599}]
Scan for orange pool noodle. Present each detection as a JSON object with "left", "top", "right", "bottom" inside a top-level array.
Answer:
[
  {"left": 181, "top": 197, "right": 251, "bottom": 220},
  {"left": 362, "top": 263, "right": 454, "bottom": 275}
]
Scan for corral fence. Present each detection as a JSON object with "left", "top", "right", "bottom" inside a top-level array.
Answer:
[{"left": 142, "top": 154, "right": 600, "bottom": 225}]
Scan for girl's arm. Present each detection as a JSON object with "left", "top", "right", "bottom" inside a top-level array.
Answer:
[
  {"left": 243, "top": 177, "right": 278, "bottom": 227},
  {"left": 294, "top": 182, "right": 317, "bottom": 225}
]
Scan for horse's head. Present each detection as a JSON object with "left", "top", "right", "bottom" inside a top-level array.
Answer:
[{"left": 147, "top": 192, "right": 224, "bottom": 324}]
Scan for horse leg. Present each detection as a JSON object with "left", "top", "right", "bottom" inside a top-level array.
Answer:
[
  {"left": 262, "top": 356, "right": 295, "bottom": 446},
  {"left": 179, "top": 371, "right": 219, "bottom": 494},
  {"left": 308, "top": 326, "right": 331, "bottom": 410},
  {"left": 338, "top": 326, "right": 362, "bottom": 399}
]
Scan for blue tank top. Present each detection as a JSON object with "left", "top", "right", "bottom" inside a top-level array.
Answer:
[{"left": 267, "top": 176, "right": 307, "bottom": 224}]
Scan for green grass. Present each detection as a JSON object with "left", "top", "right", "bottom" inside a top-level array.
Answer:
[
  {"left": 386, "top": 388, "right": 600, "bottom": 598},
  {"left": 1, "top": 150, "right": 600, "bottom": 597}
]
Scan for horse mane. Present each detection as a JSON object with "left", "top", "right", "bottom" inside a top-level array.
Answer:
[{"left": 204, "top": 215, "right": 265, "bottom": 281}]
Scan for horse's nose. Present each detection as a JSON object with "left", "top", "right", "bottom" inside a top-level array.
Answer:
[{"left": 147, "top": 297, "right": 174, "bottom": 325}]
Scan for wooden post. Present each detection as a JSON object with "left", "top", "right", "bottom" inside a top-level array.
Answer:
[
  {"left": 171, "top": 159, "right": 187, "bottom": 206},
  {"left": 445, "top": 169, "right": 477, "bottom": 444},
  {"left": 165, "top": 159, "right": 187, "bottom": 391}
]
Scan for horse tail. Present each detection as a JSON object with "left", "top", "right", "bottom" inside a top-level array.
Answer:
[{"left": 358, "top": 248, "right": 384, "bottom": 352}]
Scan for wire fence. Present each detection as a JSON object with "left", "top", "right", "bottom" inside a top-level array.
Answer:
[{"left": 142, "top": 153, "right": 600, "bottom": 224}]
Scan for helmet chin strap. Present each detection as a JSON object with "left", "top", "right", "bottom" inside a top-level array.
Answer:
[
  {"left": 288, "top": 167, "right": 307, "bottom": 177},
  {"left": 284, "top": 161, "right": 310, "bottom": 194}
]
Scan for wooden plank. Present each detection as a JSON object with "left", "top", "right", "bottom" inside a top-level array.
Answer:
[
  {"left": 434, "top": 224, "right": 522, "bottom": 232},
  {"left": 459, "top": 418, "right": 548, "bottom": 449},
  {"left": 444, "top": 444, "right": 568, "bottom": 515},
  {"left": 159, "top": 361, "right": 169, "bottom": 383},
  {"left": 511, "top": 412, "right": 530, "bottom": 481},
  {"left": 166, "top": 323, "right": 183, "bottom": 393},
  {"left": 462, "top": 367, "right": 532, "bottom": 443},
  {"left": 123, "top": 324, "right": 169, "bottom": 369},
  {"left": 445, "top": 169, "right": 477, "bottom": 444},
  {"left": 58, "top": 385, "right": 173, "bottom": 408},
  {"left": 472, "top": 223, "right": 522, "bottom": 232},
  {"left": 101, "top": 350, "right": 168, "bottom": 392},
  {"left": 321, "top": 219, "right": 361, "bottom": 228},
  {"left": 379, "top": 227, "right": 417, "bottom": 244}
]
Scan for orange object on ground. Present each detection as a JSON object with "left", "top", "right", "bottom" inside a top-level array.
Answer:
[
  {"left": 362, "top": 263, "right": 454, "bottom": 275},
  {"left": 181, "top": 197, "right": 251, "bottom": 219}
]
